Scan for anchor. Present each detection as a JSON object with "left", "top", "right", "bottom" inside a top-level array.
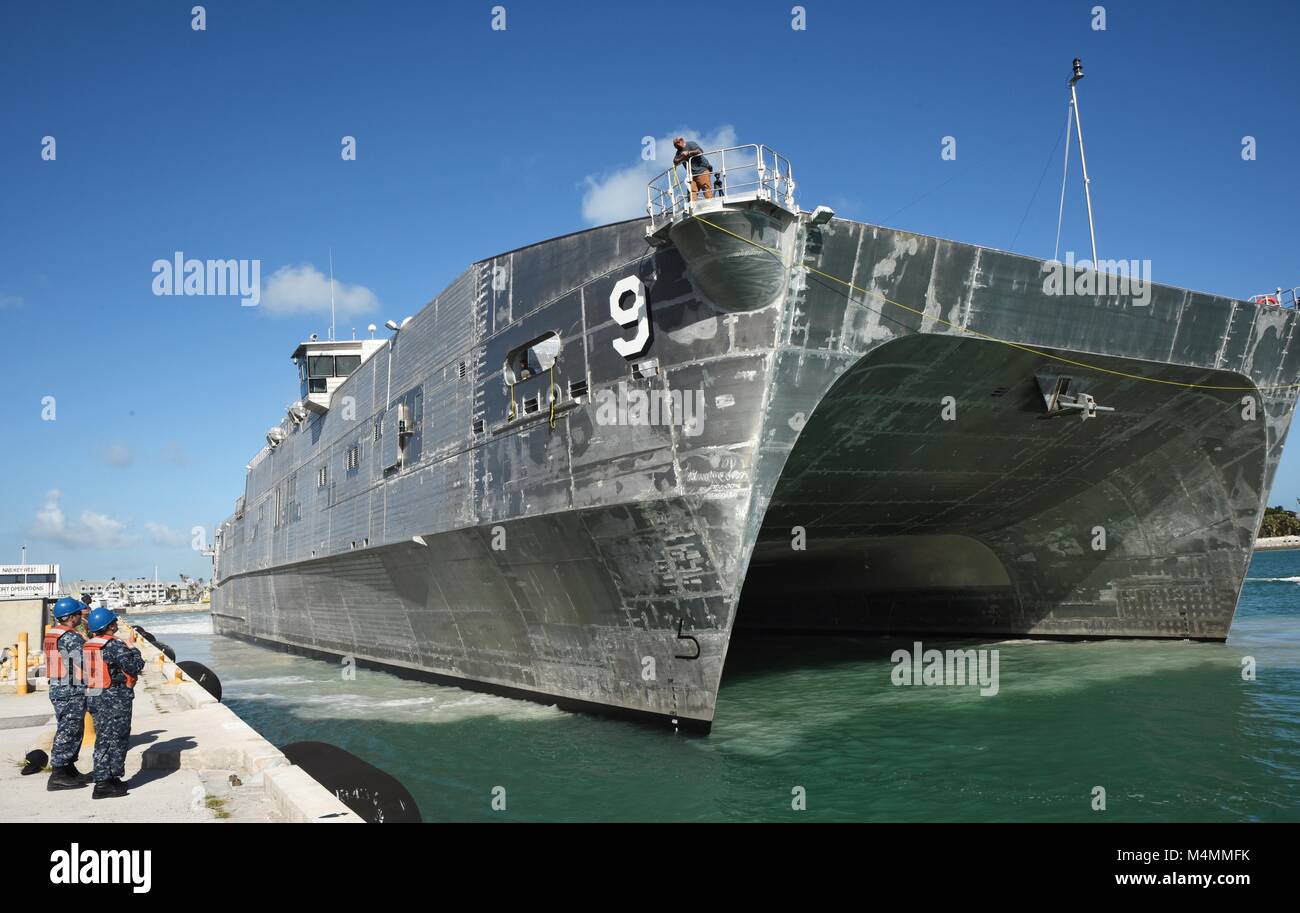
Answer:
[{"left": 1036, "top": 373, "right": 1114, "bottom": 421}]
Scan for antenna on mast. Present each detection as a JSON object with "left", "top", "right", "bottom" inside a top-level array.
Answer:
[
  {"left": 1069, "top": 58, "right": 1099, "bottom": 265},
  {"left": 327, "top": 248, "right": 338, "bottom": 345}
]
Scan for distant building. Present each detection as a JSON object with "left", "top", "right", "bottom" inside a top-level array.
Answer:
[
  {"left": 0, "top": 564, "right": 60, "bottom": 601},
  {"left": 66, "top": 578, "right": 197, "bottom": 605}
]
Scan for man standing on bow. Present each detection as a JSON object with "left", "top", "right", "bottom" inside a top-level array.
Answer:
[{"left": 673, "top": 136, "right": 714, "bottom": 201}]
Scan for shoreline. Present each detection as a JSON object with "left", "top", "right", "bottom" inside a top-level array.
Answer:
[{"left": 1255, "top": 537, "right": 1300, "bottom": 551}]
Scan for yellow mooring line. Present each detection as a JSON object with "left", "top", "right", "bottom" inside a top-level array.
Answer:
[{"left": 693, "top": 216, "right": 1299, "bottom": 394}]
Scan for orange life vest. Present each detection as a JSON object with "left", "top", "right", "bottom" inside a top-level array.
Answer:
[
  {"left": 42, "top": 625, "right": 82, "bottom": 685},
  {"left": 83, "top": 634, "right": 138, "bottom": 690}
]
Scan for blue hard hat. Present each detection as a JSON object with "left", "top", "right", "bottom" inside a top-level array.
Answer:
[
  {"left": 53, "top": 596, "right": 86, "bottom": 619},
  {"left": 86, "top": 607, "right": 118, "bottom": 634}
]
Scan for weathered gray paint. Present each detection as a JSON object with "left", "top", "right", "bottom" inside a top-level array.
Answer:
[{"left": 212, "top": 201, "right": 1299, "bottom": 730}]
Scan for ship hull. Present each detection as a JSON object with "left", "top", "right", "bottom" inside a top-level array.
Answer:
[{"left": 213, "top": 204, "right": 1300, "bottom": 729}]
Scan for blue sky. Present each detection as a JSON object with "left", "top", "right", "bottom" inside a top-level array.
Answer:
[{"left": 2, "top": 0, "right": 1297, "bottom": 581}]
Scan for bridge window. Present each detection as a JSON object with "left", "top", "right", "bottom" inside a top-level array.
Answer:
[{"left": 303, "top": 352, "right": 363, "bottom": 392}]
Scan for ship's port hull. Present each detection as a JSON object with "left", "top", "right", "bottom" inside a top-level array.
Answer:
[
  {"left": 212, "top": 496, "right": 743, "bottom": 731},
  {"left": 214, "top": 629, "right": 716, "bottom": 732}
]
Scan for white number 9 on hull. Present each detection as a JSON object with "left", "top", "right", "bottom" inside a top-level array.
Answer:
[{"left": 610, "top": 275, "right": 650, "bottom": 357}]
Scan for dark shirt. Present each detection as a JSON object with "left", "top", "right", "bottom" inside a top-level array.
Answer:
[{"left": 676, "top": 141, "right": 712, "bottom": 175}]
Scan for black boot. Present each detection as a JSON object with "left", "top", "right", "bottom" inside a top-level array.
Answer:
[
  {"left": 47, "top": 765, "right": 89, "bottom": 791},
  {"left": 91, "top": 777, "right": 128, "bottom": 799}
]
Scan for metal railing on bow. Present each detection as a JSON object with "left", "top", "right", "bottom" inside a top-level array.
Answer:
[
  {"left": 646, "top": 144, "right": 796, "bottom": 232},
  {"left": 1249, "top": 287, "right": 1299, "bottom": 309}
]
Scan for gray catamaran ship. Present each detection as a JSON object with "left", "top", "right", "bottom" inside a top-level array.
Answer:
[{"left": 211, "top": 143, "right": 1300, "bottom": 731}]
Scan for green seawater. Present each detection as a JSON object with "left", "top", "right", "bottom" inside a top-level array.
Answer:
[{"left": 145, "top": 551, "right": 1300, "bottom": 822}]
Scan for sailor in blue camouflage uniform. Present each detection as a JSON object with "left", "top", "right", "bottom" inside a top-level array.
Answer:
[
  {"left": 44, "top": 596, "right": 90, "bottom": 790},
  {"left": 83, "top": 608, "right": 145, "bottom": 799}
]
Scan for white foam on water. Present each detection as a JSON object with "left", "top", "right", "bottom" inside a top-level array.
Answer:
[
  {"left": 204, "top": 631, "right": 567, "bottom": 725},
  {"left": 231, "top": 681, "right": 564, "bottom": 725},
  {"left": 225, "top": 675, "right": 315, "bottom": 687},
  {"left": 1246, "top": 576, "right": 1300, "bottom": 583},
  {"left": 140, "top": 619, "right": 214, "bottom": 635}
]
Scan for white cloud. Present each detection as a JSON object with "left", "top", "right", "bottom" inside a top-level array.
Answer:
[
  {"left": 580, "top": 125, "right": 738, "bottom": 226},
  {"left": 159, "top": 440, "right": 189, "bottom": 467},
  {"left": 29, "top": 489, "right": 137, "bottom": 550},
  {"left": 0, "top": 293, "right": 22, "bottom": 310},
  {"left": 259, "top": 264, "right": 379, "bottom": 318},
  {"left": 104, "top": 442, "right": 133, "bottom": 467},
  {"left": 145, "top": 522, "right": 191, "bottom": 548}
]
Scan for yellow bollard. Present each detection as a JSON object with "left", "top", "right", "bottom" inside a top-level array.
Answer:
[
  {"left": 16, "top": 632, "right": 29, "bottom": 696},
  {"left": 82, "top": 711, "right": 95, "bottom": 748}
]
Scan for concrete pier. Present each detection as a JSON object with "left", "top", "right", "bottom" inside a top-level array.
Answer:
[{"left": 0, "top": 624, "right": 360, "bottom": 823}]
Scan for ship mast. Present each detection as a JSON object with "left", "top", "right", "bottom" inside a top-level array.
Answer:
[
  {"left": 327, "top": 249, "right": 338, "bottom": 343},
  {"left": 1069, "top": 58, "right": 1099, "bottom": 265}
]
